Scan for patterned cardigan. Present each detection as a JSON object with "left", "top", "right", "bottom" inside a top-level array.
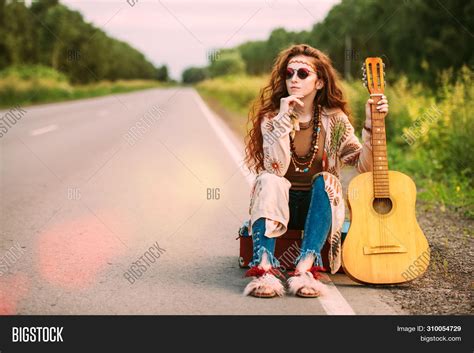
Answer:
[{"left": 247, "top": 106, "right": 374, "bottom": 274}]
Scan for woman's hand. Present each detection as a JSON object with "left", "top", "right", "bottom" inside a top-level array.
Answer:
[
  {"left": 279, "top": 94, "right": 305, "bottom": 117},
  {"left": 275, "top": 94, "right": 305, "bottom": 137},
  {"left": 365, "top": 94, "right": 389, "bottom": 128}
]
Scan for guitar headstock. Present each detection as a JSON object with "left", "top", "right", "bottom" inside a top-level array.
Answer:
[{"left": 362, "top": 57, "right": 386, "bottom": 94}]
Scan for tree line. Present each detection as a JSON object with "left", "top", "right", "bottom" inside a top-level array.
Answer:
[
  {"left": 183, "top": 0, "right": 472, "bottom": 87},
  {"left": 0, "top": 0, "right": 169, "bottom": 83}
]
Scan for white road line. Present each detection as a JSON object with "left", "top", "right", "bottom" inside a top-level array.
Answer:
[
  {"left": 30, "top": 124, "right": 58, "bottom": 136},
  {"left": 319, "top": 274, "right": 356, "bottom": 315},
  {"left": 193, "top": 89, "right": 356, "bottom": 315},
  {"left": 193, "top": 90, "right": 255, "bottom": 186}
]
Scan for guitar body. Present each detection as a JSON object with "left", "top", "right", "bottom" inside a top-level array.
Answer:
[{"left": 342, "top": 170, "right": 430, "bottom": 284}]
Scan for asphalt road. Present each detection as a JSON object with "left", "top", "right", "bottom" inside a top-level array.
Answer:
[{"left": 0, "top": 87, "right": 407, "bottom": 314}]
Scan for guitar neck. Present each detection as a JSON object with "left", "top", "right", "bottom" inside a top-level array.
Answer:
[{"left": 370, "top": 94, "right": 390, "bottom": 198}]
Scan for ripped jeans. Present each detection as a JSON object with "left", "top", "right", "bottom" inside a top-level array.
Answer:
[{"left": 248, "top": 174, "right": 332, "bottom": 269}]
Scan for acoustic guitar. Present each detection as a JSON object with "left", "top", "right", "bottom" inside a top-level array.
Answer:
[{"left": 341, "top": 57, "right": 430, "bottom": 284}]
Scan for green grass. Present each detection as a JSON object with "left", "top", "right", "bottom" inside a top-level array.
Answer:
[
  {"left": 196, "top": 69, "right": 474, "bottom": 219},
  {"left": 196, "top": 74, "right": 268, "bottom": 138},
  {"left": 0, "top": 65, "right": 176, "bottom": 108}
]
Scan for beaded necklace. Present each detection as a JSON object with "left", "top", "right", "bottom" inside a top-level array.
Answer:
[{"left": 289, "top": 104, "right": 322, "bottom": 173}]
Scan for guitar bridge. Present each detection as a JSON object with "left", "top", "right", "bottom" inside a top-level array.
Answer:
[{"left": 363, "top": 245, "right": 407, "bottom": 255}]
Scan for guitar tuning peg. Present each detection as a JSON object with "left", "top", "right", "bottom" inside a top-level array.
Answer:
[{"left": 383, "top": 63, "right": 386, "bottom": 68}]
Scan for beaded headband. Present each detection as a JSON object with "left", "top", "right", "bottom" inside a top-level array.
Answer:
[{"left": 287, "top": 59, "right": 317, "bottom": 72}]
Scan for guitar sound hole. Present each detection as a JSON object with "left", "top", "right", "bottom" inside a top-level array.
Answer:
[{"left": 372, "top": 197, "right": 393, "bottom": 215}]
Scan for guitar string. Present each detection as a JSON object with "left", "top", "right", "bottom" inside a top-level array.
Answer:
[
  {"left": 374, "top": 103, "right": 386, "bottom": 247},
  {"left": 373, "top": 103, "right": 381, "bottom": 247}
]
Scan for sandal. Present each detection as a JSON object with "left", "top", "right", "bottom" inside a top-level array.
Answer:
[
  {"left": 287, "top": 266, "right": 328, "bottom": 298},
  {"left": 243, "top": 266, "right": 285, "bottom": 298}
]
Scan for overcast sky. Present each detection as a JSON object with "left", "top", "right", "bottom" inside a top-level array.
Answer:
[{"left": 60, "top": 0, "right": 340, "bottom": 80}]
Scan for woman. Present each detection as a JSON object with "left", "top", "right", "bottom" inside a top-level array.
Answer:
[{"left": 242, "top": 44, "right": 388, "bottom": 298}]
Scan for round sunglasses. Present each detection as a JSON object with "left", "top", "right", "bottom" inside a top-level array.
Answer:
[{"left": 285, "top": 67, "right": 316, "bottom": 80}]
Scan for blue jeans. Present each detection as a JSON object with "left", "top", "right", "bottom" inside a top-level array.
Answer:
[{"left": 249, "top": 174, "right": 332, "bottom": 268}]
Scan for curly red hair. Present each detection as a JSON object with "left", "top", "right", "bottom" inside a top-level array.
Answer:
[{"left": 244, "top": 44, "right": 350, "bottom": 175}]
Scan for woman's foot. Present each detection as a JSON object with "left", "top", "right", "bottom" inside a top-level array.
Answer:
[
  {"left": 287, "top": 266, "right": 327, "bottom": 298},
  {"left": 243, "top": 266, "right": 285, "bottom": 298}
]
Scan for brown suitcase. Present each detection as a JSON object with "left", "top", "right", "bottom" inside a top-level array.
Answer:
[{"left": 237, "top": 221, "right": 349, "bottom": 274}]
